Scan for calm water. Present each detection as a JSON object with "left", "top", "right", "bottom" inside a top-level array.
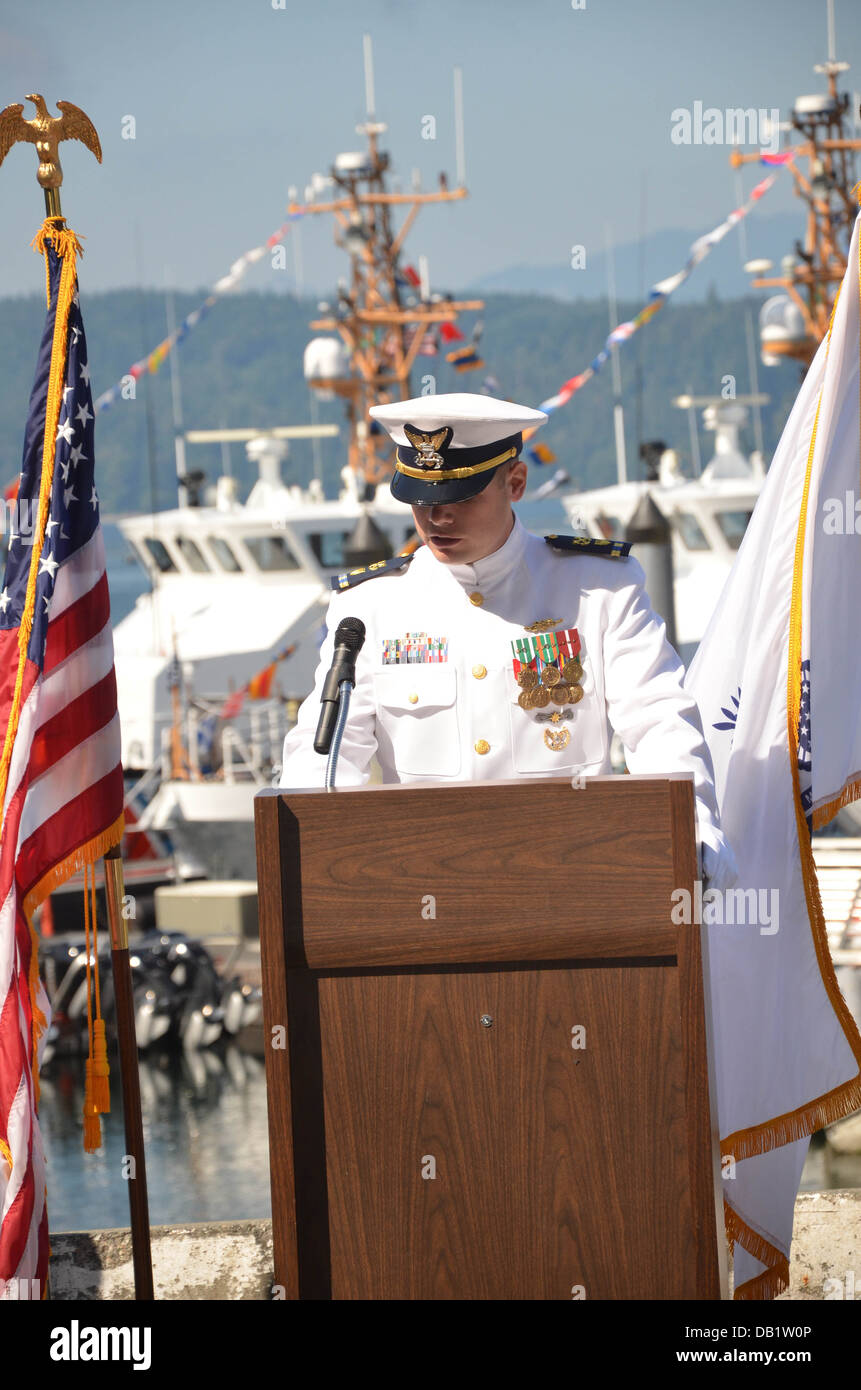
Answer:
[{"left": 42, "top": 1050, "right": 271, "bottom": 1233}]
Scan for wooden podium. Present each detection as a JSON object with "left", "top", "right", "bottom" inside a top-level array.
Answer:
[{"left": 254, "top": 774, "right": 726, "bottom": 1300}]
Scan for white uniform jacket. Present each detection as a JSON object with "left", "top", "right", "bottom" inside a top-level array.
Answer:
[{"left": 279, "top": 517, "right": 735, "bottom": 883}]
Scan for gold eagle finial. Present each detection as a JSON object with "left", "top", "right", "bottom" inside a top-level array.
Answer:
[{"left": 0, "top": 94, "right": 101, "bottom": 217}]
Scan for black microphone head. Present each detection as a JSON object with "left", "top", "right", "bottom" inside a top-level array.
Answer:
[{"left": 334, "top": 616, "right": 366, "bottom": 653}]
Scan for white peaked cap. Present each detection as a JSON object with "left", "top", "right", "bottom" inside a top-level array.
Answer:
[{"left": 369, "top": 392, "right": 548, "bottom": 448}]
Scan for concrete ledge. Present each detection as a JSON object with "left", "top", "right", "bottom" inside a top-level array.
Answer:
[
  {"left": 779, "top": 1191, "right": 861, "bottom": 1300},
  {"left": 48, "top": 1192, "right": 861, "bottom": 1300},
  {"left": 50, "top": 1219, "right": 273, "bottom": 1301}
]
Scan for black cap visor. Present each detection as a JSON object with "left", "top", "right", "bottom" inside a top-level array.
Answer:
[
  {"left": 389, "top": 430, "right": 523, "bottom": 506},
  {"left": 390, "top": 463, "right": 503, "bottom": 506}
]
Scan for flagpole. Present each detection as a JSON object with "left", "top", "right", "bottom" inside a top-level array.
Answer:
[
  {"left": 104, "top": 845, "right": 154, "bottom": 1299},
  {"left": 0, "top": 95, "right": 156, "bottom": 1302}
]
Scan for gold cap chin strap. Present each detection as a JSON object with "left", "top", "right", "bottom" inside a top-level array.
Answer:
[{"left": 394, "top": 444, "right": 517, "bottom": 482}]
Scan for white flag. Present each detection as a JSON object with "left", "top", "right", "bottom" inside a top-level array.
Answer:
[{"left": 685, "top": 212, "right": 861, "bottom": 1299}]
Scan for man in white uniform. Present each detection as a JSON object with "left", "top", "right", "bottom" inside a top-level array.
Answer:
[{"left": 280, "top": 393, "right": 736, "bottom": 887}]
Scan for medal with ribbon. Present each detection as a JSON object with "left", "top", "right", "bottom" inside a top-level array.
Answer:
[{"left": 511, "top": 628, "right": 584, "bottom": 750}]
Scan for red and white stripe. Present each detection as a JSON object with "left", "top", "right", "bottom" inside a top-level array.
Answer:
[{"left": 0, "top": 527, "right": 122, "bottom": 1293}]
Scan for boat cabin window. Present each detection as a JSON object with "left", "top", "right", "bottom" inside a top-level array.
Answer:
[
  {"left": 143, "top": 538, "right": 178, "bottom": 573},
  {"left": 207, "top": 536, "right": 242, "bottom": 572},
  {"left": 308, "top": 531, "right": 351, "bottom": 568},
  {"left": 242, "top": 534, "right": 301, "bottom": 571},
  {"left": 714, "top": 510, "right": 752, "bottom": 551},
  {"left": 675, "top": 512, "right": 710, "bottom": 551},
  {"left": 175, "top": 537, "right": 210, "bottom": 572}
]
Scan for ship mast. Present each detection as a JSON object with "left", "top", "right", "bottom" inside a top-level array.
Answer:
[
  {"left": 730, "top": 4, "right": 861, "bottom": 365},
  {"left": 292, "top": 38, "right": 483, "bottom": 489}
]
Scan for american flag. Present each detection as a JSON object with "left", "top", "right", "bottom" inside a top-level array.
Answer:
[{"left": 0, "top": 230, "right": 123, "bottom": 1293}]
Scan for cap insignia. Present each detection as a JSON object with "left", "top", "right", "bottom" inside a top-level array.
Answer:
[{"left": 403, "top": 423, "right": 454, "bottom": 470}]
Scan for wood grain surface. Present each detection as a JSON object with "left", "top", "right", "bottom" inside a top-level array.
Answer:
[
  {"left": 255, "top": 775, "right": 723, "bottom": 1300},
  {"left": 278, "top": 777, "right": 681, "bottom": 970},
  {"left": 320, "top": 963, "right": 694, "bottom": 1299}
]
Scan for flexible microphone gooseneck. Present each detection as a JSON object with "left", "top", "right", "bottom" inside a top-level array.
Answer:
[{"left": 313, "top": 616, "right": 366, "bottom": 756}]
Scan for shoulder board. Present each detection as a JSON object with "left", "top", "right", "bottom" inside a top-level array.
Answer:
[
  {"left": 544, "top": 534, "right": 631, "bottom": 559},
  {"left": 331, "top": 551, "right": 417, "bottom": 592}
]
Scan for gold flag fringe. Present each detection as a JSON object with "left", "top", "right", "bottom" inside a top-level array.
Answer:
[
  {"left": 22, "top": 816, "right": 125, "bottom": 925},
  {"left": 724, "top": 1199, "right": 791, "bottom": 1300},
  {"left": 812, "top": 770, "right": 861, "bottom": 829}
]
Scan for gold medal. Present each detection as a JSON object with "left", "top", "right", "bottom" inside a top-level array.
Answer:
[
  {"left": 518, "top": 689, "right": 534, "bottom": 710},
  {"left": 533, "top": 686, "right": 550, "bottom": 708},
  {"left": 544, "top": 726, "right": 571, "bottom": 751},
  {"left": 570, "top": 685, "right": 584, "bottom": 704},
  {"left": 517, "top": 667, "right": 538, "bottom": 690},
  {"left": 561, "top": 658, "right": 582, "bottom": 684},
  {"left": 551, "top": 684, "right": 570, "bottom": 705},
  {"left": 540, "top": 664, "right": 561, "bottom": 688}
]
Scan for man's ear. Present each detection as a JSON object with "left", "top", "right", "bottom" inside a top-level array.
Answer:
[{"left": 507, "top": 458, "right": 528, "bottom": 503}]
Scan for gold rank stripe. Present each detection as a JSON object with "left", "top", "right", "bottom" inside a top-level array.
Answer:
[{"left": 394, "top": 444, "right": 518, "bottom": 481}]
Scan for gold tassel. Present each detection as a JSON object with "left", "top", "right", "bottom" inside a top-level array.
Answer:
[
  {"left": 82, "top": 1059, "right": 101, "bottom": 1154},
  {"left": 29, "top": 218, "right": 84, "bottom": 266},
  {"left": 92, "top": 1019, "right": 110, "bottom": 1115}
]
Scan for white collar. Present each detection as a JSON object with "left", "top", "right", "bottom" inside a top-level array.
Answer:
[{"left": 419, "top": 513, "right": 529, "bottom": 592}]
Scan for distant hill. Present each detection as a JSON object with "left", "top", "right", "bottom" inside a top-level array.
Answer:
[
  {"left": 463, "top": 212, "right": 803, "bottom": 304},
  {"left": 0, "top": 285, "right": 802, "bottom": 517}
]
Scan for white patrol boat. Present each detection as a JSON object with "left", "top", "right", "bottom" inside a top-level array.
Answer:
[
  {"left": 114, "top": 432, "right": 415, "bottom": 775},
  {"left": 113, "top": 433, "right": 417, "bottom": 879},
  {"left": 559, "top": 396, "right": 767, "bottom": 662}
]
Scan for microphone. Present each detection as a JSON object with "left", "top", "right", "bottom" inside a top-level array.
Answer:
[{"left": 313, "top": 616, "right": 366, "bottom": 755}]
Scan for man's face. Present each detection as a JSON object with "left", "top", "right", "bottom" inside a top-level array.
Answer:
[{"left": 410, "top": 459, "right": 528, "bottom": 565}]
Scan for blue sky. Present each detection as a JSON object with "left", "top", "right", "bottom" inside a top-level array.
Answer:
[{"left": 0, "top": 0, "right": 859, "bottom": 300}]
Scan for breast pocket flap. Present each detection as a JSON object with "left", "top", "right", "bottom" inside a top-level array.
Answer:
[{"left": 375, "top": 666, "right": 457, "bottom": 712}]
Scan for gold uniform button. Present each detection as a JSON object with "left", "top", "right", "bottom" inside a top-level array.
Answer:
[
  {"left": 408, "top": 693, "right": 419, "bottom": 704},
  {"left": 472, "top": 664, "right": 487, "bottom": 680},
  {"left": 469, "top": 592, "right": 484, "bottom": 607},
  {"left": 474, "top": 739, "right": 490, "bottom": 756}
]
